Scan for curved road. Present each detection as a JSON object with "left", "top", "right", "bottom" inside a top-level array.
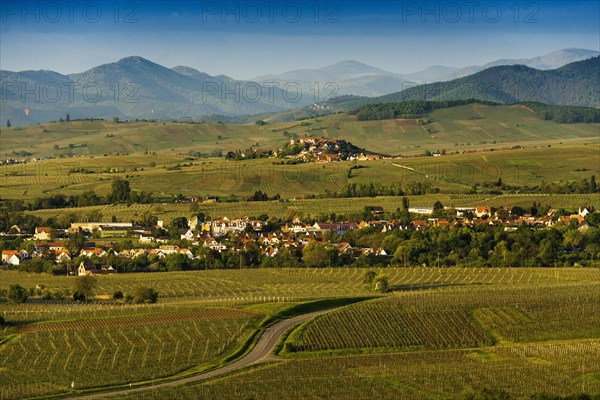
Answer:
[{"left": 67, "top": 308, "right": 334, "bottom": 399}]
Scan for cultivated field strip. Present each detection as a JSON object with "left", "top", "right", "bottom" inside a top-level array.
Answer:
[
  {"left": 0, "top": 311, "right": 261, "bottom": 399},
  {"left": 287, "top": 282, "right": 600, "bottom": 353},
  {"left": 291, "top": 305, "right": 493, "bottom": 352},
  {"left": 18, "top": 308, "right": 256, "bottom": 333},
  {"left": 1, "top": 268, "right": 599, "bottom": 309},
  {"left": 111, "top": 340, "right": 600, "bottom": 400}
]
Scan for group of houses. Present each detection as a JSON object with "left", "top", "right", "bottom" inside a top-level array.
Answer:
[
  {"left": 407, "top": 206, "right": 593, "bottom": 230},
  {"left": 285, "top": 137, "right": 383, "bottom": 163},
  {"left": 1, "top": 205, "right": 595, "bottom": 272}
]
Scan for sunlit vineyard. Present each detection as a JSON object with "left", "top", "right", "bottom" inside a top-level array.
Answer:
[
  {"left": 26, "top": 193, "right": 600, "bottom": 223},
  {"left": 288, "top": 302, "right": 493, "bottom": 352},
  {"left": 1, "top": 267, "right": 599, "bottom": 399},
  {"left": 287, "top": 282, "right": 600, "bottom": 354},
  {"left": 112, "top": 340, "right": 600, "bottom": 400},
  {"left": 1, "top": 267, "right": 598, "bottom": 305},
  {"left": 0, "top": 308, "right": 261, "bottom": 399}
]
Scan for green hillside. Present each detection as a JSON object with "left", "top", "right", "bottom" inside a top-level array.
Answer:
[
  {"left": 1, "top": 103, "right": 599, "bottom": 158},
  {"left": 1, "top": 142, "right": 598, "bottom": 204},
  {"left": 328, "top": 57, "right": 600, "bottom": 110}
]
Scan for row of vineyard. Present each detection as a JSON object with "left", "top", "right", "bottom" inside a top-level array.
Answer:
[
  {"left": 287, "top": 281, "right": 600, "bottom": 352},
  {"left": 1, "top": 268, "right": 598, "bottom": 307},
  {"left": 395, "top": 283, "right": 600, "bottom": 342},
  {"left": 0, "top": 311, "right": 260, "bottom": 400},
  {"left": 112, "top": 341, "right": 600, "bottom": 400},
  {"left": 287, "top": 301, "right": 494, "bottom": 352},
  {"left": 19, "top": 308, "right": 256, "bottom": 333}
]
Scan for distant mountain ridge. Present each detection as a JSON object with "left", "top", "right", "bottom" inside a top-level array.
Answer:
[
  {"left": 325, "top": 57, "right": 600, "bottom": 111},
  {"left": 1, "top": 49, "right": 598, "bottom": 126},
  {"left": 1, "top": 56, "right": 308, "bottom": 126},
  {"left": 252, "top": 60, "right": 413, "bottom": 98},
  {"left": 406, "top": 48, "right": 599, "bottom": 83}
]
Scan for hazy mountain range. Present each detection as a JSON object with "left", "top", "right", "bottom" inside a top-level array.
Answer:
[
  {"left": 0, "top": 56, "right": 307, "bottom": 126},
  {"left": 404, "top": 48, "right": 599, "bottom": 83},
  {"left": 326, "top": 57, "right": 600, "bottom": 111},
  {"left": 254, "top": 48, "right": 599, "bottom": 90},
  {"left": 252, "top": 60, "right": 413, "bottom": 98},
  {"left": 0, "top": 49, "right": 598, "bottom": 126}
]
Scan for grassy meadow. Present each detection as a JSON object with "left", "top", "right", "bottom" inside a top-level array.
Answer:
[{"left": 2, "top": 102, "right": 598, "bottom": 221}]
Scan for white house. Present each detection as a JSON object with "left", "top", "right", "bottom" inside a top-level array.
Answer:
[
  {"left": 77, "top": 261, "right": 98, "bottom": 276},
  {"left": 408, "top": 207, "right": 433, "bottom": 215},
  {"left": 210, "top": 218, "right": 248, "bottom": 237},
  {"left": 139, "top": 234, "right": 155, "bottom": 244},
  {"left": 2, "top": 250, "right": 21, "bottom": 265},
  {"left": 177, "top": 248, "right": 194, "bottom": 259},
  {"left": 55, "top": 250, "right": 71, "bottom": 263},
  {"left": 204, "top": 238, "right": 227, "bottom": 252},
  {"left": 79, "top": 248, "right": 106, "bottom": 258},
  {"left": 34, "top": 227, "right": 52, "bottom": 240},
  {"left": 180, "top": 229, "right": 194, "bottom": 241},
  {"left": 475, "top": 206, "right": 492, "bottom": 218}
]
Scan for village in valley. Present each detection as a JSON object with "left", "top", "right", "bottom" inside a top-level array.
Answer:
[
  {"left": 1, "top": 204, "right": 595, "bottom": 274},
  {"left": 2, "top": 1, "right": 600, "bottom": 398}
]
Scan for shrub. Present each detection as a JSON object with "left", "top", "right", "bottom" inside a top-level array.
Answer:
[
  {"left": 113, "top": 290, "right": 124, "bottom": 300},
  {"left": 132, "top": 287, "right": 159, "bottom": 304},
  {"left": 72, "top": 292, "right": 86, "bottom": 302},
  {"left": 7, "top": 284, "right": 28, "bottom": 303},
  {"left": 371, "top": 274, "right": 389, "bottom": 293},
  {"left": 363, "top": 270, "right": 377, "bottom": 284},
  {"left": 73, "top": 275, "right": 97, "bottom": 301},
  {"left": 464, "top": 388, "right": 512, "bottom": 399}
]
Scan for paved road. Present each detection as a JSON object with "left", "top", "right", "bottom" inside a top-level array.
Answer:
[{"left": 67, "top": 308, "right": 334, "bottom": 399}]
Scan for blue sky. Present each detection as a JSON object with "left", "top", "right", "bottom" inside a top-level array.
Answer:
[{"left": 1, "top": 0, "right": 598, "bottom": 78}]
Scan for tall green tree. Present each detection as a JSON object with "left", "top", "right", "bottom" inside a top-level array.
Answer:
[
  {"left": 132, "top": 287, "right": 158, "bottom": 304},
  {"left": 302, "top": 244, "right": 329, "bottom": 267},
  {"left": 110, "top": 178, "right": 131, "bottom": 202},
  {"left": 73, "top": 275, "right": 97, "bottom": 301}
]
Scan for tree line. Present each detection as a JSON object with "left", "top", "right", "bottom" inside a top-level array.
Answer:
[
  {"left": 350, "top": 99, "right": 600, "bottom": 123},
  {"left": 351, "top": 99, "right": 499, "bottom": 121}
]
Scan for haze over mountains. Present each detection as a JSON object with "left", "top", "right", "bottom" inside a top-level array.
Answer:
[
  {"left": 327, "top": 56, "right": 600, "bottom": 111},
  {"left": 0, "top": 49, "right": 598, "bottom": 126},
  {"left": 254, "top": 48, "right": 599, "bottom": 88},
  {"left": 404, "top": 48, "right": 599, "bottom": 83},
  {"left": 252, "top": 60, "right": 413, "bottom": 98}
]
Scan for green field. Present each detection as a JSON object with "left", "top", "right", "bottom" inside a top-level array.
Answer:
[
  {"left": 285, "top": 283, "right": 600, "bottom": 355},
  {"left": 1, "top": 306, "right": 260, "bottom": 399},
  {"left": 118, "top": 341, "right": 599, "bottom": 400},
  {"left": 22, "top": 193, "right": 600, "bottom": 225},
  {"left": 1, "top": 268, "right": 599, "bottom": 399},
  {"left": 1, "top": 104, "right": 598, "bottom": 158},
  {"left": 1, "top": 144, "right": 598, "bottom": 204},
  {"left": 1, "top": 103, "right": 598, "bottom": 215},
  {"left": 1, "top": 103, "right": 599, "bottom": 399},
  {"left": 289, "top": 104, "right": 600, "bottom": 155}
]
